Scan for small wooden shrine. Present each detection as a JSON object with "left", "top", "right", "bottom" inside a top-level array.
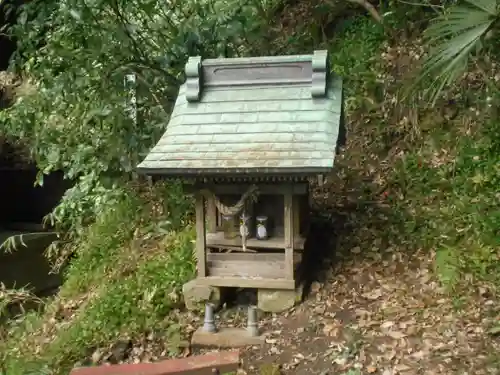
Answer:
[{"left": 137, "top": 50, "right": 344, "bottom": 294}]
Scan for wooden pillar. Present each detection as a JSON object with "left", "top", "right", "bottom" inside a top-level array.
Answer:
[
  {"left": 195, "top": 194, "right": 207, "bottom": 277},
  {"left": 206, "top": 196, "right": 217, "bottom": 233},
  {"left": 293, "top": 195, "right": 300, "bottom": 239},
  {"left": 283, "top": 189, "right": 294, "bottom": 280}
]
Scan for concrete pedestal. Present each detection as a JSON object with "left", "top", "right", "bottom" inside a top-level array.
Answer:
[{"left": 191, "top": 327, "right": 265, "bottom": 348}]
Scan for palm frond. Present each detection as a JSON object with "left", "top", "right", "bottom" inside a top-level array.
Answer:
[
  {"left": 464, "top": 0, "right": 498, "bottom": 16},
  {"left": 408, "top": 0, "right": 499, "bottom": 106}
]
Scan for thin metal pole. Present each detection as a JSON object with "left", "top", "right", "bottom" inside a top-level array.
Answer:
[
  {"left": 247, "top": 305, "right": 259, "bottom": 336},
  {"left": 203, "top": 303, "right": 217, "bottom": 333}
]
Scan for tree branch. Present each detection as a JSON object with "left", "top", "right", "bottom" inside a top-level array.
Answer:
[{"left": 346, "top": 0, "right": 383, "bottom": 23}]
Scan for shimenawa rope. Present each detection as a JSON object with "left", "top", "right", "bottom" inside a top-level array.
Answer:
[{"left": 200, "top": 185, "right": 259, "bottom": 251}]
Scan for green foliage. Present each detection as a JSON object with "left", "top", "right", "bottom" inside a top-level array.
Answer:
[
  {"left": 2, "top": 186, "right": 196, "bottom": 375},
  {"left": 0, "top": 284, "right": 42, "bottom": 320},
  {"left": 410, "top": 0, "right": 500, "bottom": 105},
  {"left": 434, "top": 246, "right": 460, "bottom": 289},
  {"left": 327, "top": 7, "right": 500, "bottom": 291},
  {"left": 0, "top": 0, "right": 278, "bottom": 238},
  {"left": 60, "top": 180, "right": 193, "bottom": 291},
  {"left": 46, "top": 228, "right": 194, "bottom": 371},
  {"left": 391, "top": 111, "right": 500, "bottom": 288},
  {"left": 329, "top": 16, "right": 387, "bottom": 98}
]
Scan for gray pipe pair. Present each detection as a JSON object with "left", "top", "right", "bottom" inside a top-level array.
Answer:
[{"left": 203, "top": 303, "right": 259, "bottom": 336}]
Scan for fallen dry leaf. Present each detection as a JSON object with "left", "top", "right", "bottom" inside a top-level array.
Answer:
[
  {"left": 381, "top": 321, "right": 395, "bottom": 329},
  {"left": 363, "top": 289, "right": 383, "bottom": 300},
  {"left": 387, "top": 331, "right": 407, "bottom": 339}
]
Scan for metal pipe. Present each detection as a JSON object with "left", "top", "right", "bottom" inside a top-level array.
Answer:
[
  {"left": 246, "top": 305, "right": 259, "bottom": 336},
  {"left": 203, "top": 303, "right": 217, "bottom": 333}
]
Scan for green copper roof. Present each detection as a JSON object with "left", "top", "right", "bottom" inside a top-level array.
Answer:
[{"left": 137, "top": 50, "right": 344, "bottom": 176}]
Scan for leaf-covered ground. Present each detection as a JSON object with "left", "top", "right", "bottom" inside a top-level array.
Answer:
[{"left": 240, "top": 254, "right": 499, "bottom": 375}]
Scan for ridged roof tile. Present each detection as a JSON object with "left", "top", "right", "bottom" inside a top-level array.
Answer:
[{"left": 137, "top": 51, "right": 344, "bottom": 176}]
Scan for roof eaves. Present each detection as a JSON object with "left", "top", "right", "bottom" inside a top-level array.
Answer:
[{"left": 136, "top": 166, "right": 333, "bottom": 176}]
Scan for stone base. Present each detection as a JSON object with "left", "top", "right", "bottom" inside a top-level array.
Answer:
[
  {"left": 257, "top": 285, "right": 303, "bottom": 313},
  {"left": 191, "top": 327, "right": 265, "bottom": 348},
  {"left": 182, "top": 279, "right": 222, "bottom": 311}
]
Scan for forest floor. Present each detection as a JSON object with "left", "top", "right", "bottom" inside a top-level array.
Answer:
[
  {"left": 235, "top": 212, "right": 500, "bottom": 375},
  {"left": 238, "top": 251, "right": 499, "bottom": 375}
]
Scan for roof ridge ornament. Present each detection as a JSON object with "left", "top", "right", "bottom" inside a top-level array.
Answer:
[
  {"left": 185, "top": 56, "right": 202, "bottom": 102},
  {"left": 311, "top": 50, "right": 329, "bottom": 98}
]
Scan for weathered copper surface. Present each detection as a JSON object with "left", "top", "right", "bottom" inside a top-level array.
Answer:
[{"left": 137, "top": 50, "right": 344, "bottom": 176}]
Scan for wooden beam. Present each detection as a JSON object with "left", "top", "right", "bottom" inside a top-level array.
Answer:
[
  {"left": 186, "top": 183, "right": 309, "bottom": 196},
  {"left": 293, "top": 195, "right": 300, "bottom": 237},
  {"left": 207, "top": 252, "right": 286, "bottom": 279},
  {"left": 206, "top": 231, "right": 305, "bottom": 250},
  {"left": 205, "top": 196, "right": 217, "bottom": 233},
  {"left": 197, "top": 276, "right": 295, "bottom": 290},
  {"left": 208, "top": 253, "right": 284, "bottom": 261},
  {"left": 283, "top": 190, "right": 294, "bottom": 280},
  {"left": 195, "top": 194, "right": 207, "bottom": 277}
]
